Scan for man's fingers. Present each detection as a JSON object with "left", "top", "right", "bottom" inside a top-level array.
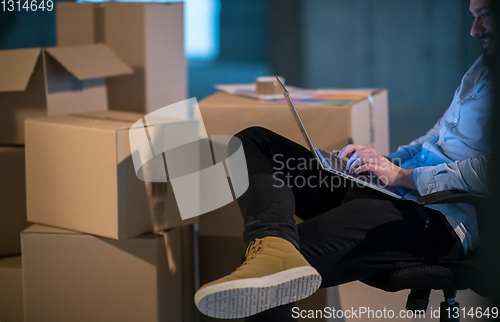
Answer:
[
  {"left": 345, "top": 151, "right": 359, "bottom": 170},
  {"left": 353, "top": 163, "right": 371, "bottom": 174},
  {"left": 347, "top": 152, "right": 380, "bottom": 173},
  {"left": 348, "top": 157, "right": 363, "bottom": 174},
  {"left": 353, "top": 159, "right": 378, "bottom": 174},
  {"left": 339, "top": 144, "right": 378, "bottom": 159},
  {"left": 339, "top": 144, "right": 363, "bottom": 158},
  {"left": 349, "top": 157, "right": 377, "bottom": 174}
]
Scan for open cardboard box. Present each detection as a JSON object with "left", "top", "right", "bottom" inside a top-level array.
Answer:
[
  {"left": 21, "top": 224, "right": 195, "bottom": 322},
  {"left": 25, "top": 110, "right": 199, "bottom": 239},
  {"left": 0, "top": 44, "right": 132, "bottom": 144},
  {"left": 57, "top": 2, "right": 187, "bottom": 117}
]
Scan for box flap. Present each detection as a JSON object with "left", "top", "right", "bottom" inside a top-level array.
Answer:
[
  {"left": 45, "top": 44, "right": 133, "bottom": 80},
  {"left": 22, "top": 224, "right": 79, "bottom": 235},
  {"left": 25, "top": 113, "right": 140, "bottom": 131},
  {"left": 0, "top": 256, "right": 21, "bottom": 270},
  {"left": 0, "top": 48, "right": 41, "bottom": 92}
]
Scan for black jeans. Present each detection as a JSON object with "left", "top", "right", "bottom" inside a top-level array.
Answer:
[{"left": 233, "top": 127, "right": 464, "bottom": 322}]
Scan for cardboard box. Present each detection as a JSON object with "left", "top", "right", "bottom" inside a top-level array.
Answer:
[
  {"left": 0, "top": 256, "right": 23, "bottom": 322},
  {"left": 25, "top": 110, "right": 199, "bottom": 239},
  {"left": 57, "top": 2, "right": 188, "bottom": 117},
  {"left": 0, "top": 44, "right": 132, "bottom": 144},
  {"left": 198, "top": 90, "right": 390, "bottom": 154},
  {"left": 0, "top": 147, "right": 29, "bottom": 257},
  {"left": 337, "top": 281, "right": 411, "bottom": 321},
  {"left": 21, "top": 224, "right": 192, "bottom": 322}
]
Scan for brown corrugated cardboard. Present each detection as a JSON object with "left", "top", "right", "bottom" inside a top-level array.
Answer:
[
  {"left": 57, "top": 2, "right": 188, "bottom": 117},
  {"left": 0, "top": 256, "right": 23, "bottom": 322},
  {"left": 0, "top": 48, "right": 47, "bottom": 145},
  {"left": 198, "top": 90, "right": 390, "bottom": 154},
  {"left": 25, "top": 110, "right": 199, "bottom": 239},
  {"left": 21, "top": 225, "right": 186, "bottom": 322},
  {"left": 45, "top": 44, "right": 132, "bottom": 80},
  {"left": 0, "top": 147, "right": 29, "bottom": 257},
  {"left": 337, "top": 281, "right": 411, "bottom": 321},
  {"left": 0, "top": 44, "right": 132, "bottom": 144},
  {"left": 0, "top": 48, "right": 41, "bottom": 92}
]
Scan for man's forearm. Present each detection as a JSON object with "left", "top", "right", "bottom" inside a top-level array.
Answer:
[{"left": 395, "top": 168, "right": 417, "bottom": 191}]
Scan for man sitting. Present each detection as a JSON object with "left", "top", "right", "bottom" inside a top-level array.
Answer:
[{"left": 195, "top": 0, "right": 495, "bottom": 320}]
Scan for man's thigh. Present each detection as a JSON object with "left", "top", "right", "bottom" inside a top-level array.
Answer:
[
  {"left": 236, "top": 126, "right": 351, "bottom": 219},
  {"left": 297, "top": 186, "right": 461, "bottom": 288}
]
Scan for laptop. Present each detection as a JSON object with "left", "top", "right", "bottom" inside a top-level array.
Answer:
[{"left": 276, "top": 77, "right": 403, "bottom": 199}]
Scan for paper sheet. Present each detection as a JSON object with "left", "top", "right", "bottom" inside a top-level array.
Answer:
[
  {"left": 215, "top": 83, "right": 374, "bottom": 105},
  {"left": 214, "top": 84, "right": 302, "bottom": 101}
]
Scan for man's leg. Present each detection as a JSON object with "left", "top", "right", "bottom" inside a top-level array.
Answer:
[
  {"left": 247, "top": 186, "right": 463, "bottom": 321},
  {"left": 234, "top": 126, "right": 352, "bottom": 249},
  {"left": 232, "top": 127, "right": 461, "bottom": 280},
  {"left": 195, "top": 127, "right": 351, "bottom": 319},
  {"left": 299, "top": 186, "right": 463, "bottom": 286}
]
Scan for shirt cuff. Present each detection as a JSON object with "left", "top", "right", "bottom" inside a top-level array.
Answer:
[{"left": 412, "top": 167, "right": 437, "bottom": 196}]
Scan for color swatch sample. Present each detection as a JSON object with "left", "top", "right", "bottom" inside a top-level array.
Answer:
[{"left": 269, "top": 91, "right": 372, "bottom": 105}]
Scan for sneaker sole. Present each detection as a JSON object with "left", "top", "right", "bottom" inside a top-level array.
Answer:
[{"left": 195, "top": 266, "right": 322, "bottom": 319}]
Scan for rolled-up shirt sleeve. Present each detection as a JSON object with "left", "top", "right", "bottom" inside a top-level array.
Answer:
[
  {"left": 386, "top": 144, "right": 422, "bottom": 165},
  {"left": 386, "top": 116, "right": 444, "bottom": 164},
  {"left": 412, "top": 155, "right": 490, "bottom": 196}
]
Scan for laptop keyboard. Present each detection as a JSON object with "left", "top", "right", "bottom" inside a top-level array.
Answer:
[
  {"left": 314, "top": 149, "right": 402, "bottom": 198},
  {"left": 317, "top": 149, "right": 350, "bottom": 173}
]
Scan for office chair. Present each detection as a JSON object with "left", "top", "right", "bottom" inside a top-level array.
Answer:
[{"left": 361, "top": 190, "right": 489, "bottom": 322}]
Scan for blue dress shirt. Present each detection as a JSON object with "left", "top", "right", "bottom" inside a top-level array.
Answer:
[{"left": 386, "top": 55, "right": 492, "bottom": 254}]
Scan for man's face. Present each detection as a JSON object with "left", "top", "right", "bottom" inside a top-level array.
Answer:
[{"left": 470, "top": 0, "right": 497, "bottom": 61}]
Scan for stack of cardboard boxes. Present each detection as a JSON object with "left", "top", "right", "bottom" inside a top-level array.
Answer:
[
  {"left": 0, "top": 148, "right": 28, "bottom": 322},
  {"left": 0, "top": 1, "right": 405, "bottom": 320},
  {"left": 0, "top": 2, "right": 198, "bottom": 322},
  {"left": 56, "top": 1, "right": 188, "bottom": 117}
]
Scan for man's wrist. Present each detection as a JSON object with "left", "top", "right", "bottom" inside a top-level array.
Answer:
[{"left": 396, "top": 168, "right": 416, "bottom": 190}]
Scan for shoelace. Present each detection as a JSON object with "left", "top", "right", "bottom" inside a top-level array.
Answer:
[{"left": 234, "top": 238, "right": 265, "bottom": 272}]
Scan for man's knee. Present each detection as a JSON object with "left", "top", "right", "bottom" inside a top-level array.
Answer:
[{"left": 234, "top": 126, "right": 276, "bottom": 141}]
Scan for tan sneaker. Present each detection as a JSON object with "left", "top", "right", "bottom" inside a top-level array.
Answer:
[{"left": 194, "top": 236, "right": 322, "bottom": 319}]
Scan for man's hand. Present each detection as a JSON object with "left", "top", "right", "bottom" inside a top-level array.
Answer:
[{"left": 335, "top": 144, "right": 416, "bottom": 190}]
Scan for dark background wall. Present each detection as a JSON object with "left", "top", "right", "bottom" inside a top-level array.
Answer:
[
  {"left": 0, "top": 6, "right": 58, "bottom": 49},
  {"left": 0, "top": 0, "right": 483, "bottom": 151},
  {"left": 269, "top": 0, "right": 483, "bottom": 150},
  {"left": 188, "top": 0, "right": 271, "bottom": 101}
]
